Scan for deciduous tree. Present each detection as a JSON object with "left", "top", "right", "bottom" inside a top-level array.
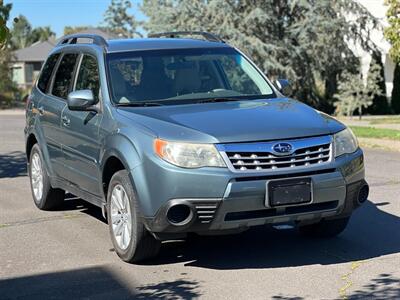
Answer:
[
  {"left": 384, "top": 0, "right": 400, "bottom": 63},
  {"left": 63, "top": 26, "right": 90, "bottom": 35},
  {"left": 31, "top": 26, "right": 55, "bottom": 43},
  {"left": 0, "top": 1, "right": 17, "bottom": 107},
  {"left": 10, "top": 15, "right": 54, "bottom": 49}
]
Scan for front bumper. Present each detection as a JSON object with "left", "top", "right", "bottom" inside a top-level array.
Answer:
[{"left": 137, "top": 148, "right": 367, "bottom": 234}]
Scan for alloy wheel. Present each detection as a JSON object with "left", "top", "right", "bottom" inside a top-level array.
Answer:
[
  {"left": 31, "top": 152, "right": 44, "bottom": 201},
  {"left": 110, "top": 184, "right": 132, "bottom": 250}
]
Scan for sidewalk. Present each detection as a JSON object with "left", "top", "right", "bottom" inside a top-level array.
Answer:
[
  {"left": 339, "top": 116, "right": 400, "bottom": 131},
  {"left": 339, "top": 116, "right": 400, "bottom": 152},
  {"left": 0, "top": 109, "right": 25, "bottom": 115}
]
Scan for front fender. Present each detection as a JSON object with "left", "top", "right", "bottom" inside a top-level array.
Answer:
[{"left": 99, "top": 133, "right": 142, "bottom": 172}]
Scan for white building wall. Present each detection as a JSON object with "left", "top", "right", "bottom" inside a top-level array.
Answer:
[{"left": 355, "top": 0, "right": 395, "bottom": 100}]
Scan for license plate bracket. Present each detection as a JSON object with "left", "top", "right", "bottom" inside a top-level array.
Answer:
[{"left": 267, "top": 178, "right": 312, "bottom": 207}]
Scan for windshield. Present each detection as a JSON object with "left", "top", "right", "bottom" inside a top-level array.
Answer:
[{"left": 106, "top": 47, "right": 275, "bottom": 105}]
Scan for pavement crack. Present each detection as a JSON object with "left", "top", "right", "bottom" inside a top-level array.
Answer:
[
  {"left": 369, "top": 180, "right": 400, "bottom": 187},
  {"left": 338, "top": 260, "right": 368, "bottom": 299},
  {"left": 0, "top": 213, "right": 86, "bottom": 228}
]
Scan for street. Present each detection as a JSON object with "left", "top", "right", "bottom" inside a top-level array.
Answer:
[{"left": 0, "top": 112, "right": 399, "bottom": 299}]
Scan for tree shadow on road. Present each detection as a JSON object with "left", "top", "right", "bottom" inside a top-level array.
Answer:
[
  {"left": 0, "top": 266, "right": 201, "bottom": 299},
  {"left": 0, "top": 151, "right": 26, "bottom": 178},
  {"left": 271, "top": 273, "right": 400, "bottom": 299},
  {"left": 347, "top": 273, "right": 400, "bottom": 299},
  {"left": 135, "top": 279, "right": 201, "bottom": 299},
  {"left": 143, "top": 200, "right": 400, "bottom": 271}
]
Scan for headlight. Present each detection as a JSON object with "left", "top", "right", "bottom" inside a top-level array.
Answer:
[
  {"left": 154, "top": 139, "right": 226, "bottom": 168},
  {"left": 334, "top": 128, "right": 358, "bottom": 157}
]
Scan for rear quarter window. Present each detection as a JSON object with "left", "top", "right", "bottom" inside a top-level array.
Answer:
[
  {"left": 37, "top": 54, "right": 60, "bottom": 93},
  {"left": 51, "top": 53, "right": 79, "bottom": 99}
]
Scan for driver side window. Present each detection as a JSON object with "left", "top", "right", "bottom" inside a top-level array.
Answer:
[{"left": 75, "top": 54, "right": 100, "bottom": 102}]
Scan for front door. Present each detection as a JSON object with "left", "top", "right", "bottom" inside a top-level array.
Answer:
[
  {"left": 38, "top": 53, "right": 78, "bottom": 178},
  {"left": 60, "top": 54, "right": 103, "bottom": 196}
]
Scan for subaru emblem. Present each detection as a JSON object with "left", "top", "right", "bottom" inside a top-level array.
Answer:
[{"left": 272, "top": 143, "right": 293, "bottom": 155}]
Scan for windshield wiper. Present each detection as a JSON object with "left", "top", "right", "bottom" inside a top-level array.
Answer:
[
  {"left": 116, "top": 101, "right": 163, "bottom": 107},
  {"left": 197, "top": 97, "right": 240, "bottom": 103}
]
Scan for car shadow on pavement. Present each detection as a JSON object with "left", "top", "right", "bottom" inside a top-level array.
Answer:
[
  {"left": 0, "top": 151, "right": 27, "bottom": 178},
  {"left": 144, "top": 200, "right": 400, "bottom": 271},
  {"left": 57, "top": 194, "right": 107, "bottom": 224},
  {"left": 272, "top": 273, "right": 400, "bottom": 299},
  {"left": 0, "top": 266, "right": 201, "bottom": 299}
]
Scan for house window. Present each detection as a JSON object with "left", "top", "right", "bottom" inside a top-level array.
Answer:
[{"left": 12, "top": 66, "right": 24, "bottom": 85}]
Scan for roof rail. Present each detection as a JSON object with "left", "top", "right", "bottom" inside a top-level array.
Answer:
[
  {"left": 148, "top": 31, "right": 224, "bottom": 43},
  {"left": 57, "top": 34, "right": 108, "bottom": 47}
]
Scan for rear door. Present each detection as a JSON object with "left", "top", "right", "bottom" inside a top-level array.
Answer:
[
  {"left": 36, "top": 52, "right": 79, "bottom": 177},
  {"left": 60, "top": 53, "right": 103, "bottom": 196}
]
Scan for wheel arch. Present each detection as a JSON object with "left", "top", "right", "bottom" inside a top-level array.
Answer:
[
  {"left": 100, "top": 134, "right": 142, "bottom": 198},
  {"left": 26, "top": 133, "right": 38, "bottom": 160}
]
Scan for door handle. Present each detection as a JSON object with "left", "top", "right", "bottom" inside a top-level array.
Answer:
[
  {"left": 38, "top": 106, "right": 44, "bottom": 115},
  {"left": 62, "top": 116, "right": 70, "bottom": 127}
]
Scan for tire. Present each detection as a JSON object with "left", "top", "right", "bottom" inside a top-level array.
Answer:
[
  {"left": 298, "top": 216, "right": 350, "bottom": 238},
  {"left": 107, "top": 170, "right": 160, "bottom": 263},
  {"left": 29, "top": 144, "right": 65, "bottom": 210}
]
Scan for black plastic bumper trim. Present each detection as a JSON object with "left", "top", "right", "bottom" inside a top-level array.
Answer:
[{"left": 224, "top": 200, "right": 339, "bottom": 221}]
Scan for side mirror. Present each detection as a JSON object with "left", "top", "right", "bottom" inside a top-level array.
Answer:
[
  {"left": 275, "top": 79, "right": 292, "bottom": 96},
  {"left": 67, "top": 90, "right": 97, "bottom": 112}
]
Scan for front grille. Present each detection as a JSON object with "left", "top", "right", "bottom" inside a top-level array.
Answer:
[{"left": 218, "top": 136, "right": 333, "bottom": 172}]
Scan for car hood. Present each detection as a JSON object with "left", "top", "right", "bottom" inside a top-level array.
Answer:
[{"left": 117, "top": 98, "right": 345, "bottom": 143}]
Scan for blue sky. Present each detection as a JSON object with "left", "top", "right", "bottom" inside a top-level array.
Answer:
[{"left": 5, "top": 0, "right": 146, "bottom": 37}]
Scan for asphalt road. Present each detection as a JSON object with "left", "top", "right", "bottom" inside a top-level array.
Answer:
[{"left": 0, "top": 112, "right": 399, "bottom": 300}]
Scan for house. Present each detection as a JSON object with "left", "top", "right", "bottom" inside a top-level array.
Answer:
[
  {"left": 11, "top": 39, "right": 55, "bottom": 90},
  {"left": 354, "top": 0, "right": 395, "bottom": 101},
  {"left": 10, "top": 28, "right": 118, "bottom": 89}
]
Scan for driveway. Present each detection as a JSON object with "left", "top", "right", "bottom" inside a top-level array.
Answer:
[{"left": 0, "top": 112, "right": 399, "bottom": 299}]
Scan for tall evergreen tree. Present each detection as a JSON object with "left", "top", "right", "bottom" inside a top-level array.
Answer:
[
  {"left": 392, "top": 63, "right": 400, "bottom": 114},
  {"left": 367, "top": 51, "right": 389, "bottom": 114},
  {"left": 103, "top": 0, "right": 142, "bottom": 38},
  {"left": 141, "top": 0, "right": 378, "bottom": 111},
  {"left": 334, "top": 61, "right": 383, "bottom": 119}
]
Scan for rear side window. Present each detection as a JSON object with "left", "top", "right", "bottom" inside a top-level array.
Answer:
[
  {"left": 75, "top": 55, "right": 100, "bottom": 101},
  {"left": 37, "top": 54, "right": 60, "bottom": 93},
  {"left": 52, "top": 53, "right": 79, "bottom": 99}
]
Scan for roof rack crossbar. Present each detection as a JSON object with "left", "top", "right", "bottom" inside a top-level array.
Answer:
[
  {"left": 148, "top": 31, "right": 224, "bottom": 43},
  {"left": 57, "top": 34, "right": 108, "bottom": 47}
]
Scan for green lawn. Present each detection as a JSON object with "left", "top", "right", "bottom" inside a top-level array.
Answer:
[
  {"left": 369, "top": 116, "right": 400, "bottom": 125},
  {"left": 350, "top": 126, "right": 400, "bottom": 141}
]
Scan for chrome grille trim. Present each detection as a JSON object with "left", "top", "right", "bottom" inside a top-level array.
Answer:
[{"left": 217, "top": 135, "right": 333, "bottom": 173}]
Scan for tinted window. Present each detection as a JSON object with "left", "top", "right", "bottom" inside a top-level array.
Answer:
[
  {"left": 37, "top": 54, "right": 60, "bottom": 93},
  {"left": 75, "top": 55, "right": 100, "bottom": 101},
  {"left": 106, "top": 48, "right": 274, "bottom": 105},
  {"left": 52, "top": 53, "right": 78, "bottom": 99}
]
